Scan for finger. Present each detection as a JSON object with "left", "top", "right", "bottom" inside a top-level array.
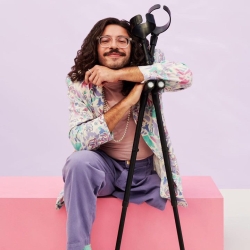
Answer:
[
  {"left": 88, "top": 73, "right": 93, "bottom": 83},
  {"left": 85, "top": 70, "right": 92, "bottom": 83},
  {"left": 84, "top": 72, "right": 89, "bottom": 83},
  {"left": 89, "top": 71, "right": 97, "bottom": 83},
  {"left": 96, "top": 78, "right": 103, "bottom": 86},
  {"left": 92, "top": 75, "right": 100, "bottom": 85}
]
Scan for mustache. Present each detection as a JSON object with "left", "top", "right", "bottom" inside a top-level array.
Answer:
[{"left": 103, "top": 49, "right": 126, "bottom": 57}]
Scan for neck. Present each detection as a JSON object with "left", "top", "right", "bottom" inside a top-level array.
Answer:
[{"left": 103, "top": 81, "right": 123, "bottom": 92}]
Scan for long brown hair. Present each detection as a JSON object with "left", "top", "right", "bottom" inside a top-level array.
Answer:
[{"left": 68, "top": 17, "right": 147, "bottom": 95}]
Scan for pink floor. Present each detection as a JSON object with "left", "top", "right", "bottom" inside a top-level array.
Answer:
[{"left": 0, "top": 176, "right": 223, "bottom": 250}]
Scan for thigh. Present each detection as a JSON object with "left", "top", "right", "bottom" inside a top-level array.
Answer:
[
  {"left": 63, "top": 150, "right": 117, "bottom": 196},
  {"left": 94, "top": 151, "right": 118, "bottom": 197}
]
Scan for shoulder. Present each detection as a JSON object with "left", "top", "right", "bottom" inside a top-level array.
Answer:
[
  {"left": 66, "top": 76, "right": 91, "bottom": 94},
  {"left": 66, "top": 76, "right": 83, "bottom": 87}
]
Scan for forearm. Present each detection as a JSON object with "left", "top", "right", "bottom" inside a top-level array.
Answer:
[
  {"left": 104, "top": 98, "right": 131, "bottom": 132},
  {"left": 116, "top": 66, "right": 144, "bottom": 83},
  {"left": 116, "top": 61, "right": 192, "bottom": 91},
  {"left": 138, "top": 61, "right": 192, "bottom": 91}
]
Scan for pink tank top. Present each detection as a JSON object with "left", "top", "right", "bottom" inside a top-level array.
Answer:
[{"left": 99, "top": 82, "right": 153, "bottom": 160}]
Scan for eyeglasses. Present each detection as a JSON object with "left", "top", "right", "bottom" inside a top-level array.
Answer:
[{"left": 97, "top": 35, "right": 132, "bottom": 48}]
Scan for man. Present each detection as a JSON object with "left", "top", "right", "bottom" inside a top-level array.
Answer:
[{"left": 58, "top": 17, "right": 192, "bottom": 250}]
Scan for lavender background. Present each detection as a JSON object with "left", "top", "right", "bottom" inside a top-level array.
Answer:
[{"left": 0, "top": 0, "right": 249, "bottom": 188}]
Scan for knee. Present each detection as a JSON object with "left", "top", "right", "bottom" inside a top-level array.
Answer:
[{"left": 62, "top": 150, "right": 95, "bottom": 180}]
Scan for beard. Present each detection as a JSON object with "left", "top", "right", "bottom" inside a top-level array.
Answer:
[{"left": 103, "top": 58, "right": 130, "bottom": 69}]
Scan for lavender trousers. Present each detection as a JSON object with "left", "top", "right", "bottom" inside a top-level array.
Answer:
[{"left": 62, "top": 149, "right": 166, "bottom": 250}]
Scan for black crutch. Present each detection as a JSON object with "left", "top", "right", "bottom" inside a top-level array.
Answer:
[{"left": 115, "top": 4, "right": 185, "bottom": 250}]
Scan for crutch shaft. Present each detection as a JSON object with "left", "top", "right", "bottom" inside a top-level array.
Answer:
[
  {"left": 115, "top": 88, "right": 150, "bottom": 250},
  {"left": 152, "top": 88, "right": 185, "bottom": 250}
]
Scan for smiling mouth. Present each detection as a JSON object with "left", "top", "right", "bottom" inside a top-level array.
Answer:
[
  {"left": 108, "top": 53, "right": 122, "bottom": 57},
  {"left": 103, "top": 49, "right": 126, "bottom": 57}
]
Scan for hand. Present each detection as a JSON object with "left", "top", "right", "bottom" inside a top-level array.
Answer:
[
  {"left": 85, "top": 65, "right": 119, "bottom": 86},
  {"left": 124, "top": 83, "right": 144, "bottom": 107}
]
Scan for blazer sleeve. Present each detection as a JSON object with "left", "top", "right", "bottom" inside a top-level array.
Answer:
[
  {"left": 138, "top": 49, "right": 193, "bottom": 91},
  {"left": 66, "top": 77, "right": 112, "bottom": 151}
]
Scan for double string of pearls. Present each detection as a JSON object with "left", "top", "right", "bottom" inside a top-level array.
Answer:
[{"left": 102, "top": 88, "right": 131, "bottom": 143}]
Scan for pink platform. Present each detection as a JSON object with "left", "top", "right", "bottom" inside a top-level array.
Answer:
[{"left": 0, "top": 176, "right": 223, "bottom": 250}]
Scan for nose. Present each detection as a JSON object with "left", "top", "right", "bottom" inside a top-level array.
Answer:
[{"left": 109, "top": 38, "right": 117, "bottom": 48}]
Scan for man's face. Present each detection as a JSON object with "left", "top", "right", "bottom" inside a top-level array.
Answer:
[{"left": 97, "top": 24, "right": 131, "bottom": 69}]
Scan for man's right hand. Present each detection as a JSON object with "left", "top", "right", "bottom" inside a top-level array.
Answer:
[
  {"left": 123, "top": 83, "right": 144, "bottom": 107},
  {"left": 85, "top": 65, "right": 119, "bottom": 86}
]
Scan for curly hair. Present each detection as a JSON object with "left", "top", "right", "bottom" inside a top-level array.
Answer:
[{"left": 68, "top": 17, "right": 147, "bottom": 96}]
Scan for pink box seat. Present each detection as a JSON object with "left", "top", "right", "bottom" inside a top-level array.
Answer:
[{"left": 0, "top": 176, "right": 223, "bottom": 250}]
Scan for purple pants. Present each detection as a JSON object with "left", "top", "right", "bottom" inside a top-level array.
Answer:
[{"left": 62, "top": 149, "right": 166, "bottom": 250}]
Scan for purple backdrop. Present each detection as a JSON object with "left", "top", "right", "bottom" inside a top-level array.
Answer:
[{"left": 0, "top": 0, "right": 249, "bottom": 188}]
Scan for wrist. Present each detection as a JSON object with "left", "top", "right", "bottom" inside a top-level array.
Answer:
[{"left": 121, "top": 95, "right": 134, "bottom": 108}]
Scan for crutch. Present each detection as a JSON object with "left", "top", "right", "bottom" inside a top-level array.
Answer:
[{"left": 115, "top": 4, "right": 185, "bottom": 250}]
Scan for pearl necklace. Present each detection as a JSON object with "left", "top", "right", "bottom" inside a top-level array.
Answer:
[{"left": 102, "top": 89, "right": 131, "bottom": 143}]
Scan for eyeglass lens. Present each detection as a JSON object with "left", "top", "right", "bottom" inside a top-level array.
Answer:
[{"left": 99, "top": 36, "right": 130, "bottom": 48}]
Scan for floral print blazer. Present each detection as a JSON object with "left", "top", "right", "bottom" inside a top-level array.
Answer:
[{"left": 57, "top": 49, "right": 192, "bottom": 208}]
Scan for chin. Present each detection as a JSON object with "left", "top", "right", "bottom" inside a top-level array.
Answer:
[
  {"left": 110, "top": 64, "right": 124, "bottom": 70},
  {"left": 108, "top": 60, "right": 130, "bottom": 69},
  {"left": 100, "top": 57, "right": 130, "bottom": 69}
]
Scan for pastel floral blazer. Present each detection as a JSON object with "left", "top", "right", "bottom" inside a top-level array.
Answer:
[{"left": 56, "top": 49, "right": 192, "bottom": 209}]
